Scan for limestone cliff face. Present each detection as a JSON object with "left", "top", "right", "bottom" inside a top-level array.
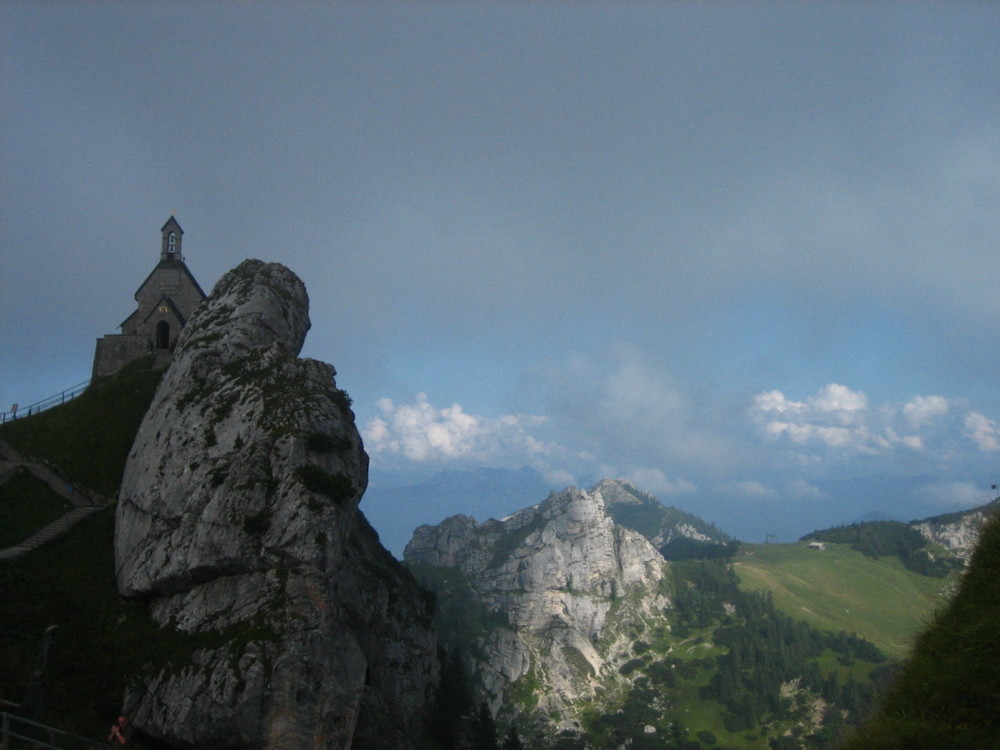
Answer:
[
  {"left": 115, "top": 260, "right": 436, "bottom": 750},
  {"left": 404, "top": 481, "right": 669, "bottom": 724},
  {"left": 911, "top": 500, "right": 1000, "bottom": 564}
]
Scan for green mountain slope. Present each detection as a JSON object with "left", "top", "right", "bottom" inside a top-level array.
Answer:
[
  {"left": 839, "top": 513, "right": 1000, "bottom": 749},
  {"left": 802, "top": 520, "right": 962, "bottom": 577},
  {"left": 733, "top": 542, "right": 950, "bottom": 660},
  {"left": 1, "top": 356, "right": 164, "bottom": 497}
]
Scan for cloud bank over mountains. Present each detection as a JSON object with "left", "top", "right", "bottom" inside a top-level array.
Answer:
[
  {"left": 751, "top": 383, "right": 995, "bottom": 459},
  {"left": 365, "top": 393, "right": 574, "bottom": 484},
  {"left": 3, "top": 4, "right": 998, "bottom": 544},
  {"left": 364, "top": 354, "right": 998, "bottom": 540}
]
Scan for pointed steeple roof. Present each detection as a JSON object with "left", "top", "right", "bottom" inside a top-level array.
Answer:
[{"left": 161, "top": 215, "right": 184, "bottom": 261}]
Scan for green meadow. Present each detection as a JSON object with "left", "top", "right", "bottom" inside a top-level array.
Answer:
[{"left": 733, "top": 541, "right": 952, "bottom": 660}]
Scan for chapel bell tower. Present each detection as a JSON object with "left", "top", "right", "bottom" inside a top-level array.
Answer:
[
  {"left": 161, "top": 216, "right": 183, "bottom": 261},
  {"left": 91, "top": 216, "right": 207, "bottom": 379}
]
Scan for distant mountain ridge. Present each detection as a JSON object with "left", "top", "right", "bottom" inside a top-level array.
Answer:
[
  {"left": 364, "top": 465, "right": 555, "bottom": 556},
  {"left": 803, "top": 496, "right": 1000, "bottom": 574}
]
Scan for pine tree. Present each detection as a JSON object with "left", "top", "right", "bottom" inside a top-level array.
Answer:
[
  {"left": 502, "top": 721, "right": 525, "bottom": 750},
  {"left": 471, "top": 701, "right": 499, "bottom": 750},
  {"left": 428, "top": 647, "right": 474, "bottom": 749}
]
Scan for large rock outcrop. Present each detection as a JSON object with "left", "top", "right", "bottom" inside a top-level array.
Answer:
[
  {"left": 911, "top": 499, "right": 1000, "bottom": 564},
  {"left": 404, "top": 481, "right": 669, "bottom": 726},
  {"left": 115, "top": 260, "right": 436, "bottom": 750}
]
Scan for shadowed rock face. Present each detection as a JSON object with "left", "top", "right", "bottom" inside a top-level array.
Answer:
[{"left": 116, "top": 259, "right": 436, "bottom": 750}]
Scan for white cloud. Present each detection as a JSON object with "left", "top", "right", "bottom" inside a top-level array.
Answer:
[
  {"left": 752, "top": 390, "right": 804, "bottom": 415},
  {"left": 903, "top": 395, "right": 950, "bottom": 428},
  {"left": 750, "top": 385, "right": 1000, "bottom": 496},
  {"left": 752, "top": 384, "right": 956, "bottom": 456},
  {"left": 364, "top": 393, "right": 558, "bottom": 464},
  {"left": 963, "top": 411, "right": 1000, "bottom": 452},
  {"left": 810, "top": 383, "right": 867, "bottom": 414},
  {"left": 753, "top": 383, "right": 867, "bottom": 425},
  {"left": 754, "top": 384, "right": 873, "bottom": 450}
]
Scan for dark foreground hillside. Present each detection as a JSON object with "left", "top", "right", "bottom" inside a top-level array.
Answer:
[
  {"left": 0, "top": 509, "right": 172, "bottom": 746},
  {"left": 0, "top": 358, "right": 166, "bottom": 745},
  {"left": 840, "top": 514, "right": 1000, "bottom": 750}
]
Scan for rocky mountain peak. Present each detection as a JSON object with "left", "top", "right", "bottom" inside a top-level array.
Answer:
[
  {"left": 405, "top": 481, "right": 669, "bottom": 721},
  {"left": 116, "top": 259, "right": 362, "bottom": 598},
  {"left": 114, "top": 259, "right": 435, "bottom": 750},
  {"left": 181, "top": 258, "right": 312, "bottom": 358},
  {"left": 589, "top": 477, "right": 642, "bottom": 504}
]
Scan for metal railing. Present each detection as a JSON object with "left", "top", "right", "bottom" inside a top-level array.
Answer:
[
  {"left": 1, "top": 382, "right": 90, "bottom": 424},
  {"left": 0, "top": 712, "right": 107, "bottom": 750}
]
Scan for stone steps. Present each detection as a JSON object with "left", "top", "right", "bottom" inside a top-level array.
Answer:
[
  {"left": 0, "top": 506, "right": 105, "bottom": 560},
  {"left": 0, "top": 439, "right": 109, "bottom": 559}
]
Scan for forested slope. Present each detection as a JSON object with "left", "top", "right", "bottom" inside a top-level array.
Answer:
[{"left": 839, "top": 514, "right": 1000, "bottom": 749}]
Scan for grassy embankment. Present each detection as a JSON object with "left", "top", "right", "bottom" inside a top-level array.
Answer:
[
  {"left": 0, "top": 356, "right": 163, "bottom": 498},
  {"left": 0, "top": 357, "right": 167, "bottom": 745}
]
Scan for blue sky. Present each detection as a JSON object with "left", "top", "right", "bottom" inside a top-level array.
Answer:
[{"left": 2, "top": 3, "right": 999, "bottom": 545}]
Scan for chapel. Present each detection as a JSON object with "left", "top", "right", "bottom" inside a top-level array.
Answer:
[{"left": 91, "top": 217, "right": 207, "bottom": 379}]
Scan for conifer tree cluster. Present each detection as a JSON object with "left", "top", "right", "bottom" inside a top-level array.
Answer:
[
  {"left": 426, "top": 647, "right": 526, "bottom": 750},
  {"left": 677, "top": 560, "right": 891, "bottom": 744}
]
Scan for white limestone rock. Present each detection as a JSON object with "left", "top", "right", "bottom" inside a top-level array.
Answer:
[
  {"left": 404, "top": 480, "right": 670, "bottom": 722},
  {"left": 912, "top": 502, "right": 1000, "bottom": 564},
  {"left": 115, "top": 259, "right": 436, "bottom": 750}
]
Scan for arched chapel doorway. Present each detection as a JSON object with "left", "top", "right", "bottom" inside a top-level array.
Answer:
[{"left": 156, "top": 321, "right": 170, "bottom": 350}]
